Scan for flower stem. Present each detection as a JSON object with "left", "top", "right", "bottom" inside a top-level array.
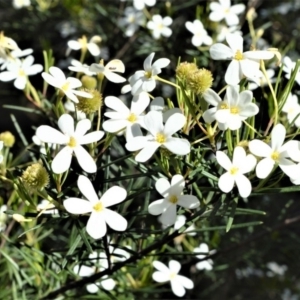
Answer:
[{"left": 155, "top": 76, "right": 180, "bottom": 89}]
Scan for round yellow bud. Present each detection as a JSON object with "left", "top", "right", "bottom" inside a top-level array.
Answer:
[
  {"left": 176, "top": 62, "right": 198, "bottom": 82},
  {"left": 0, "top": 131, "right": 15, "bottom": 147},
  {"left": 186, "top": 68, "right": 214, "bottom": 95},
  {"left": 76, "top": 89, "right": 103, "bottom": 114},
  {"left": 21, "top": 163, "right": 49, "bottom": 192},
  {"left": 81, "top": 75, "right": 97, "bottom": 89}
]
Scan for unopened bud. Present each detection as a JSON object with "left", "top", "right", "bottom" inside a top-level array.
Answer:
[
  {"left": 76, "top": 89, "right": 102, "bottom": 114},
  {"left": 0, "top": 131, "right": 15, "bottom": 147},
  {"left": 13, "top": 214, "right": 32, "bottom": 223},
  {"left": 81, "top": 75, "right": 97, "bottom": 89},
  {"left": 22, "top": 163, "right": 49, "bottom": 192}
]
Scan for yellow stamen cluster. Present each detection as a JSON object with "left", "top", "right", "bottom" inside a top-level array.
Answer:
[
  {"left": 169, "top": 195, "right": 178, "bottom": 204},
  {"left": 156, "top": 133, "right": 166, "bottom": 144},
  {"left": 68, "top": 136, "right": 77, "bottom": 148},
  {"left": 230, "top": 167, "right": 239, "bottom": 175},
  {"left": 271, "top": 151, "right": 280, "bottom": 162},
  {"left": 93, "top": 202, "right": 103, "bottom": 212},
  {"left": 127, "top": 113, "right": 137, "bottom": 123},
  {"left": 234, "top": 50, "right": 243, "bottom": 61}
]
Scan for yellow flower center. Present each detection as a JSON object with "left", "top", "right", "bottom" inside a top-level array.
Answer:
[
  {"left": 127, "top": 113, "right": 137, "bottom": 123},
  {"left": 170, "top": 272, "right": 177, "bottom": 279},
  {"left": 234, "top": 50, "right": 244, "bottom": 61},
  {"left": 271, "top": 151, "right": 280, "bottom": 162},
  {"left": 93, "top": 202, "right": 104, "bottom": 212},
  {"left": 230, "top": 106, "right": 239, "bottom": 114},
  {"left": 230, "top": 167, "right": 239, "bottom": 175},
  {"left": 220, "top": 102, "right": 229, "bottom": 109},
  {"left": 156, "top": 133, "right": 166, "bottom": 144},
  {"left": 68, "top": 136, "right": 77, "bottom": 148},
  {"left": 169, "top": 195, "right": 178, "bottom": 204},
  {"left": 18, "top": 69, "right": 26, "bottom": 77},
  {"left": 61, "top": 82, "right": 70, "bottom": 92},
  {"left": 78, "top": 35, "right": 88, "bottom": 49},
  {"left": 144, "top": 71, "right": 152, "bottom": 79}
]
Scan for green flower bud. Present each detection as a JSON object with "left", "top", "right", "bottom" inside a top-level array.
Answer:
[
  {"left": 76, "top": 89, "right": 102, "bottom": 114},
  {"left": 22, "top": 163, "right": 49, "bottom": 192},
  {"left": 81, "top": 75, "right": 97, "bottom": 89},
  {"left": 0, "top": 131, "right": 15, "bottom": 147},
  {"left": 186, "top": 68, "right": 213, "bottom": 95}
]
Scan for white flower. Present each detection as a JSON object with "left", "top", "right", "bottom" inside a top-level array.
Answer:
[
  {"left": 209, "top": 0, "right": 246, "bottom": 26},
  {"left": 0, "top": 48, "right": 33, "bottom": 71},
  {"left": 185, "top": 20, "right": 213, "bottom": 47},
  {"left": 32, "top": 134, "right": 55, "bottom": 155},
  {"left": 36, "top": 114, "right": 104, "bottom": 174},
  {"left": 266, "top": 262, "right": 287, "bottom": 277},
  {"left": 216, "top": 24, "right": 242, "bottom": 42},
  {"left": 0, "top": 32, "right": 19, "bottom": 59},
  {"left": 147, "top": 15, "right": 172, "bottom": 40},
  {"left": 12, "top": 0, "right": 30, "bottom": 9},
  {"left": 249, "top": 124, "right": 295, "bottom": 179},
  {"left": 68, "top": 59, "right": 94, "bottom": 76},
  {"left": 64, "top": 175, "right": 127, "bottom": 239},
  {"left": 118, "top": 7, "right": 145, "bottom": 37},
  {"left": 203, "top": 85, "right": 259, "bottom": 130},
  {"left": 0, "top": 55, "right": 43, "bottom": 90},
  {"left": 42, "top": 66, "right": 92, "bottom": 103},
  {"left": 282, "top": 56, "right": 300, "bottom": 85},
  {"left": 67, "top": 35, "right": 101, "bottom": 56},
  {"left": 193, "top": 243, "right": 213, "bottom": 271},
  {"left": 73, "top": 251, "right": 115, "bottom": 293},
  {"left": 133, "top": 0, "right": 156, "bottom": 10},
  {"left": 216, "top": 146, "right": 256, "bottom": 198},
  {"left": 0, "top": 141, "right": 4, "bottom": 163},
  {"left": 102, "top": 93, "right": 150, "bottom": 141},
  {"left": 248, "top": 69, "right": 275, "bottom": 90},
  {"left": 126, "top": 111, "right": 190, "bottom": 162},
  {"left": 0, "top": 204, "right": 7, "bottom": 232},
  {"left": 89, "top": 59, "right": 126, "bottom": 83},
  {"left": 150, "top": 97, "right": 182, "bottom": 122},
  {"left": 282, "top": 93, "right": 300, "bottom": 127},
  {"left": 173, "top": 215, "right": 196, "bottom": 236},
  {"left": 210, "top": 33, "right": 274, "bottom": 85},
  {"left": 129, "top": 52, "right": 170, "bottom": 95},
  {"left": 37, "top": 200, "right": 58, "bottom": 214},
  {"left": 148, "top": 174, "right": 199, "bottom": 226},
  {"left": 152, "top": 260, "right": 194, "bottom": 297}
]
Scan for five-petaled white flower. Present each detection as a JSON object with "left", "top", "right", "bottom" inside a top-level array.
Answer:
[
  {"left": 68, "top": 59, "right": 94, "bottom": 76},
  {"left": 210, "top": 33, "right": 274, "bottom": 85},
  {"left": 36, "top": 114, "right": 104, "bottom": 174},
  {"left": 67, "top": 35, "right": 101, "bottom": 56},
  {"left": 89, "top": 59, "right": 126, "bottom": 83},
  {"left": 185, "top": 20, "right": 213, "bottom": 47},
  {"left": 102, "top": 93, "right": 150, "bottom": 141},
  {"left": 73, "top": 251, "right": 115, "bottom": 293},
  {"left": 0, "top": 47, "right": 33, "bottom": 71},
  {"left": 147, "top": 15, "right": 173, "bottom": 40},
  {"left": 148, "top": 174, "right": 199, "bottom": 226},
  {"left": 133, "top": 0, "right": 156, "bottom": 10},
  {"left": 0, "top": 55, "right": 43, "bottom": 90},
  {"left": 0, "top": 32, "right": 19, "bottom": 59},
  {"left": 282, "top": 93, "right": 300, "bottom": 127},
  {"left": 249, "top": 124, "right": 295, "bottom": 179},
  {"left": 193, "top": 243, "right": 213, "bottom": 271},
  {"left": 129, "top": 52, "right": 170, "bottom": 95},
  {"left": 209, "top": 0, "right": 246, "bottom": 26},
  {"left": 118, "top": 6, "right": 145, "bottom": 37},
  {"left": 13, "top": 0, "right": 31, "bottom": 9},
  {"left": 126, "top": 111, "right": 190, "bottom": 162},
  {"left": 64, "top": 175, "right": 128, "bottom": 239},
  {"left": 216, "top": 146, "right": 256, "bottom": 198},
  {"left": 42, "top": 66, "right": 92, "bottom": 103},
  {"left": 152, "top": 260, "right": 194, "bottom": 297}
]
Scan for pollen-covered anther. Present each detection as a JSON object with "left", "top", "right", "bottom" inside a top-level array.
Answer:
[
  {"left": 127, "top": 113, "right": 137, "bottom": 123},
  {"left": 271, "top": 151, "right": 280, "bottom": 162},
  {"left": 68, "top": 136, "right": 77, "bottom": 148},
  {"left": 234, "top": 50, "right": 243, "bottom": 61},
  {"left": 156, "top": 133, "right": 166, "bottom": 144},
  {"left": 230, "top": 166, "right": 239, "bottom": 175},
  {"left": 230, "top": 107, "right": 240, "bottom": 114},
  {"left": 169, "top": 195, "right": 178, "bottom": 204},
  {"left": 93, "top": 202, "right": 104, "bottom": 212}
]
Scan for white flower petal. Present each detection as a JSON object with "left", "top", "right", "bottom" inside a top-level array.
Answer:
[
  {"left": 52, "top": 146, "right": 73, "bottom": 174},
  {"left": 210, "top": 44, "right": 233, "bottom": 60},
  {"left": 235, "top": 174, "right": 252, "bottom": 198},
  {"left": 74, "top": 145, "right": 97, "bottom": 173},
  {"left": 160, "top": 205, "right": 177, "bottom": 226},
  {"left": 249, "top": 140, "right": 271, "bottom": 157},
  {"left": 156, "top": 177, "right": 171, "bottom": 197},
  {"left": 135, "top": 141, "right": 161, "bottom": 162},
  {"left": 75, "top": 118, "right": 91, "bottom": 137},
  {"left": 169, "top": 260, "right": 181, "bottom": 273},
  {"left": 104, "top": 96, "right": 130, "bottom": 114},
  {"left": 58, "top": 114, "right": 75, "bottom": 135},
  {"left": 170, "top": 174, "right": 185, "bottom": 196},
  {"left": 78, "top": 131, "right": 104, "bottom": 144},
  {"left": 152, "top": 271, "right": 170, "bottom": 282},
  {"left": 225, "top": 60, "right": 241, "bottom": 85},
  {"left": 177, "top": 195, "right": 199, "bottom": 209},
  {"left": 148, "top": 199, "right": 167, "bottom": 215},
  {"left": 216, "top": 151, "right": 232, "bottom": 171},
  {"left": 77, "top": 175, "right": 99, "bottom": 203},
  {"left": 153, "top": 260, "right": 170, "bottom": 273},
  {"left": 256, "top": 158, "right": 274, "bottom": 179},
  {"left": 170, "top": 279, "right": 186, "bottom": 297},
  {"left": 163, "top": 138, "right": 190, "bottom": 155},
  {"left": 271, "top": 124, "right": 285, "bottom": 150},
  {"left": 105, "top": 71, "right": 126, "bottom": 83},
  {"left": 104, "top": 209, "right": 127, "bottom": 232},
  {"left": 218, "top": 172, "right": 235, "bottom": 193},
  {"left": 177, "top": 274, "right": 194, "bottom": 289},
  {"left": 64, "top": 198, "right": 92, "bottom": 214},
  {"left": 100, "top": 186, "right": 127, "bottom": 207},
  {"left": 87, "top": 211, "right": 107, "bottom": 239},
  {"left": 163, "top": 113, "right": 186, "bottom": 137}
]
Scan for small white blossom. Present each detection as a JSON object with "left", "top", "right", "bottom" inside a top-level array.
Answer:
[
  {"left": 282, "top": 93, "right": 300, "bottom": 127},
  {"left": 0, "top": 32, "right": 19, "bottom": 59},
  {"left": 152, "top": 260, "right": 194, "bottom": 297},
  {"left": 89, "top": 59, "right": 126, "bottom": 83},
  {"left": 37, "top": 200, "right": 58, "bottom": 214},
  {"left": 133, "top": 0, "right": 156, "bottom": 10},
  {"left": 118, "top": 7, "right": 145, "bottom": 37},
  {"left": 266, "top": 262, "right": 287, "bottom": 277},
  {"left": 0, "top": 204, "right": 7, "bottom": 232},
  {"left": 147, "top": 15, "right": 173, "bottom": 40},
  {"left": 0, "top": 48, "right": 33, "bottom": 71},
  {"left": 249, "top": 124, "right": 295, "bottom": 179},
  {"left": 216, "top": 146, "right": 256, "bottom": 198},
  {"left": 73, "top": 251, "right": 115, "bottom": 293},
  {"left": 0, "top": 55, "right": 43, "bottom": 90},
  {"left": 203, "top": 85, "right": 259, "bottom": 130},
  {"left": 126, "top": 111, "right": 190, "bottom": 162},
  {"left": 102, "top": 93, "right": 150, "bottom": 141},
  {"left": 68, "top": 59, "right": 94, "bottom": 76},
  {"left": 148, "top": 175, "right": 199, "bottom": 226},
  {"left": 42, "top": 66, "right": 92, "bottom": 103},
  {"left": 64, "top": 175, "right": 127, "bottom": 239},
  {"left": 12, "top": 0, "right": 30, "bottom": 9},
  {"left": 173, "top": 215, "right": 196, "bottom": 236},
  {"left": 193, "top": 243, "right": 213, "bottom": 271},
  {"left": 248, "top": 69, "right": 275, "bottom": 90},
  {"left": 210, "top": 33, "right": 274, "bottom": 85},
  {"left": 129, "top": 52, "right": 170, "bottom": 95},
  {"left": 209, "top": 0, "right": 246, "bottom": 26},
  {"left": 67, "top": 35, "right": 101, "bottom": 56},
  {"left": 185, "top": 20, "right": 213, "bottom": 47},
  {"left": 36, "top": 114, "right": 104, "bottom": 174},
  {"left": 282, "top": 56, "right": 300, "bottom": 85},
  {"left": 216, "top": 24, "right": 242, "bottom": 42}
]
